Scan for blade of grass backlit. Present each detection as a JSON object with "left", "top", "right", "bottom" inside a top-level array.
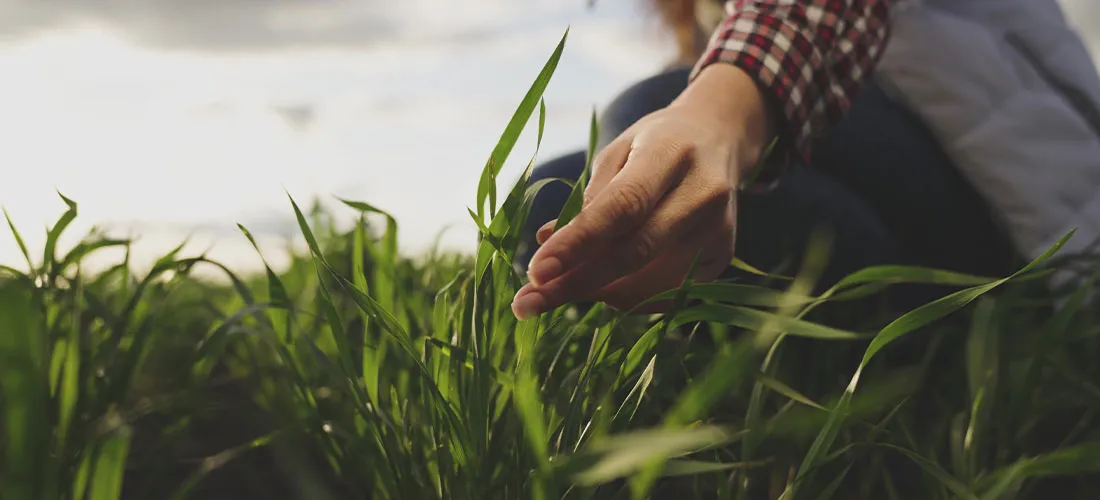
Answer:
[
  {"left": 0, "top": 281, "right": 46, "bottom": 500},
  {"left": 827, "top": 265, "right": 998, "bottom": 292},
  {"left": 862, "top": 230, "right": 1069, "bottom": 372},
  {"left": 644, "top": 282, "right": 804, "bottom": 308},
  {"left": 350, "top": 216, "right": 382, "bottom": 403},
  {"left": 792, "top": 231, "right": 1074, "bottom": 496},
  {"left": 477, "top": 28, "right": 568, "bottom": 220},
  {"left": 962, "top": 297, "right": 998, "bottom": 482},
  {"left": 623, "top": 254, "right": 745, "bottom": 497},
  {"left": 289, "top": 194, "right": 469, "bottom": 469},
  {"left": 57, "top": 282, "right": 83, "bottom": 454},
  {"left": 473, "top": 175, "right": 564, "bottom": 283},
  {"left": 796, "top": 264, "right": 1012, "bottom": 320},
  {"left": 736, "top": 229, "right": 831, "bottom": 496},
  {"left": 472, "top": 101, "right": 550, "bottom": 280},
  {"left": 611, "top": 252, "right": 707, "bottom": 388},
  {"left": 496, "top": 99, "right": 547, "bottom": 259},
  {"left": 3, "top": 207, "right": 33, "bottom": 272},
  {"left": 624, "top": 338, "right": 757, "bottom": 499},
  {"left": 44, "top": 192, "right": 78, "bottom": 282},
  {"left": 871, "top": 444, "right": 977, "bottom": 500},
  {"left": 234, "top": 225, "right": 330, "bottom": 421},
  {"left": 612, "top": 355, "right": 657, "bottom": 424},
  {"left": 288, "top": 194, "right": 373, "bottom": 407},
  {"left": 290, "top": 195, "right": 409, "bottom": 350},
  {"left": 58, "top": 239, "right": 130, "bottom": 276},
  {"left": 559, "top": 425, "right": 743, "bottom": 486},
  {"left": 72, "top": 446, "right": 93, "bottom": 500},
  {"left": 553, "top": 108, "right": 597, "bottom": 232},
  {"left": 238, "top": 224, "right": 291, "bottom": 309},
  {"left": 87, "top": 425, "right": 132, "bottom": 500},
  {"left": 757, "top": 375, "right": 827, "bottom": 412},
  {"left": 981, "top": 441, "right": 1100, "bottom": 498},
  {"left": 1012, "top": 269, "right": 1098, "bottom": 422},
  {"left": 236, "top": 226, "right": 290, "bottom": 312},
  {"left": 339, "top": 199, "right": 400, "bottom": 314},
  {"left": 619, "top": 322, "right": 663, "bottom": 378},
  {"left": 514, "top": 367, "right": 554, "bottom": 498},
  {"left": 103, "top": 257, "right": 204, "bottom": 404},
  {"left": 665, "top": 304, "right": 864, "bottom": 340},
  {"left": 339, "top": 201, "right": 401, "bottom": 403},
  {"left": 169, "top": 431, "right": 284, "bottom": 500},
  {"left": 730, "top": 255, "right": 792, "bottom": 281},
  {"left": 0, "top": 264, "right": 26, "bottom": 278}
]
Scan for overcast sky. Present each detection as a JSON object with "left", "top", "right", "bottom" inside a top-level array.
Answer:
[{"left": 0, "top": 0, "right": 1097, "bottom": 273}]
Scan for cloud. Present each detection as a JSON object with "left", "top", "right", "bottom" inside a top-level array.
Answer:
[
  {"left": 0, "top": 0, "right": 535, "bottom": 51},
  {"left": 0, "top": 0, "right": 400, "bottom": 50},
  {"left": 0, "top": 0, "right": 675, "bottom": 273},
  {"left": 270, "top": 104, "right": 316, "bottom": 131},
  {"left": 0, "top": 0, "right": 609, "bottom": 52}
]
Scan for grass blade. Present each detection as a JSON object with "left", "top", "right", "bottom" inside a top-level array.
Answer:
[
  {"left": 476, "top": 28, "right": 568, "bottom": 220},
  {"left": 561, "top": 425, "right": 742, "bottom": 486},
  {"left": 757, "top": 374, "right": 827, "bottom": 411},
  {"left": 554, "top": 108, "right": 597, "bottom": 231},
  {"left": 44, "top": 191, "right": 78, "bottom": 280},
  {"left": 3, "top": 207, "right": 33, "bottom": 272},
  {"left": 794, "top": 231, "right": 1074, "bottom": 493},
  {"left": 0, "top": 281, "right": 47, "bottom": 499},
  {"left": 87, "top": 426, "right": 132, "bottom": 500}
]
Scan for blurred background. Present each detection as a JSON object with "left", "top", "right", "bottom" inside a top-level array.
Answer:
[{"left": 0, "top": 0, "right": 1096, "bottom": 274}]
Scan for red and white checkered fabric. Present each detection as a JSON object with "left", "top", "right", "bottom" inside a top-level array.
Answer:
[{"left": 691, "top": 0, "right": 894, "bottom": 162}]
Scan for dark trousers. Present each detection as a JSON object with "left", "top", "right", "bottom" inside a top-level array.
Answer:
[{"left": 516, "top": 67, "right": 1018, "bottom": 290}]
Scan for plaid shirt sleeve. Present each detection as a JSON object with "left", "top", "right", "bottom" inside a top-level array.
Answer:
[{"left": 691, "top": 0, "right": 893, "bottom": 164}]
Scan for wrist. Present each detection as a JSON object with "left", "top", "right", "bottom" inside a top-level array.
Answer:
[{"left": 673, "top": 63, "right": 776, "bottom": 179}]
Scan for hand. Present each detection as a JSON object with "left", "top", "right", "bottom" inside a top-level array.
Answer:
[{"left": 512, "top": 64, "right": 773, "bottom": 320}]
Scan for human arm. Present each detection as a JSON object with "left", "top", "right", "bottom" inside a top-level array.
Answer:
[
  {"left": 512, "top": 0, "right": 895, "bottom": 320},
  {"left": 696, "top": 0, "right": 894, "bottom": 165}
]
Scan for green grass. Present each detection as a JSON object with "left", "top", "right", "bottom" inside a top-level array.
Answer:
[{"left": 3, "top": 29, "right": 1100, "bottom": 499}]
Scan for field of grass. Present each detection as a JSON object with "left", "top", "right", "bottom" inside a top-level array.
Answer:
[{"left": 3, "top": 30, "right": 1100, "bottom": 500}]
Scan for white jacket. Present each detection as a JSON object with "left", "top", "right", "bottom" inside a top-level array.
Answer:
[{"left": 876, "top": 0, "right": 1100, "bottom": 264}]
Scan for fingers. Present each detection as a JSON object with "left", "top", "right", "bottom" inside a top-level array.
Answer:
[
  {"left": 584, "top": 137, "right": 631, "bottom": 206},
  {"left": 589, "top": 214, "right": 734, "bottom": 313},
  {"left": 529, "top": 139, "right": 631, "bottom": 268},
  {"left": 514, "top": 183, "right": 727, "bottom": 319},
  {"left": 526, "top": 139, "right": 689, "bottom": 287},
  {"left": 534, "top": 137, "right": 631, "bottom": 246}
]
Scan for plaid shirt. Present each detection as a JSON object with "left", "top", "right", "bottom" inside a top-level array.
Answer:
[{"left": 692, "top": 0, "right": 894, "bottom": 164}]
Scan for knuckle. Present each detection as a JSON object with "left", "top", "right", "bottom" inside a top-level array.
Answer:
[
  {"left": 700, "top": 182, "right": 730, "bottom": 206},
  {"left": 582, "top": 185, "right": 597, "bottom": 206},
  {"left": 594, "top": 136, "right": 630, "bottom": 169},
  {"left": 592, "top": 148, "right": 615, "bottom": 173},
  {"left": 669, "top": 136, "right": 696, "bottom": 158},
  {"left": 607, "top": 181, "right": 651, "bottom": 224},
  {"left": 582, "top": 191, "right": 595, "bottom": 207},
  {"left": 590, "top": 160, "right": 607, "bottom": 182},
  {"left": 642, "top": 133, "right": 691, "bottom": 161},
  {"left": 623, "top": 232, "right": 658, "bottom": 269}
]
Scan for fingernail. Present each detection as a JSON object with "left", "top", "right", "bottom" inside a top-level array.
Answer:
[
  {"left": 527, "top": 256, "right": 562, "bottom": 286},
  {"left": 512, "top": 292, "right": 545, "bottom": 320},
  {"left": 536, "top": 227, "right": 552, "bottom": 245},
  {"left": 536, "top": 220, "right": 557, "bottom": 245}
]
